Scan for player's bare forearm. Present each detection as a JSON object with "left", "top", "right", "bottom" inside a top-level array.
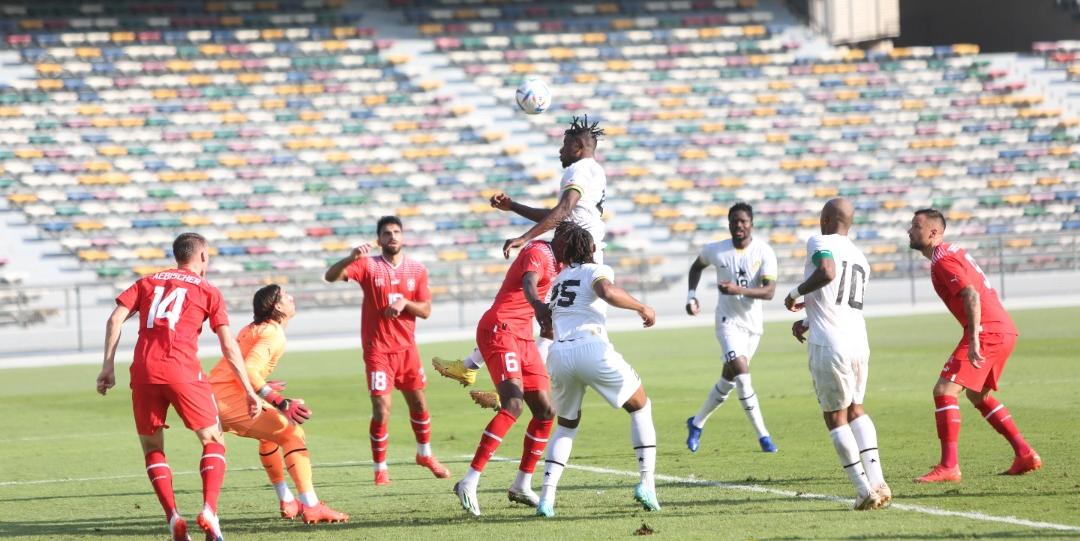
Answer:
[
  {"left": 404, "top": 300, "right": 432, "bottom": 319},
  {"left": 508, "top": 201, "right": 550, "bottom": 223},
  {"left": 102, "top": 307, "right": 127, "bottom": 366},
  {"left": 739, "top": 280, "right": 777, "bottom": 300},
  {"left": 522, "top": 272, "right": 544, "bottom": 310},
  {"left": 798, "top": 259, "right": 835, "bottom": 296},
  {"left": 518, "top": 205, "right": 572, "bottom": 243},
  {"left": 324, "top": 256, "right": 353, "bottom": 282},
  {"left": 687, "top": 257, "right": 707, "bottom": 292},
  {"left": 960, "top": 285, "right": 981, "bottom": 338},
  {"left": 594, "top": 279, "right": 643, "bottom": 312}
]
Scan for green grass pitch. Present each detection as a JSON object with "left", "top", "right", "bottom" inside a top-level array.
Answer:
[{"left": 2, "top": 307, "right": 1078, "bottom": 540}]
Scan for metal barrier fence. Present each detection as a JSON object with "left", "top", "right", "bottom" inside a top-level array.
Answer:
[{"left": 2, "top": 230, "right": 1077, "bottom": 356}]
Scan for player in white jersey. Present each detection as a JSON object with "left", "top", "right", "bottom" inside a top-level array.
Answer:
[
  {"left": 685, "top": 203, "right": 778, "bottom": 453},
  {"left": 534, "top": 222, "right": 659, "bottom": 518},
  {"left": 433, "top": 115, "right": 608, "bottom": 383},
  {"left": 785, "top": 198, "right": 889, "bottom": 510}
]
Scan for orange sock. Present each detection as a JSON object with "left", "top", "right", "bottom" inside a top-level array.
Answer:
[
  {"left": 259, "top": 441, "right": 286, "bottom": 485},
  {"left": 283, "top": 443, "right": 314, "bottom": 495}
]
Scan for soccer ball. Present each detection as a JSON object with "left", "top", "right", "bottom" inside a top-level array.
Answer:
[{"left": 515, "top": 77, "right": 551, "bottom": 115}]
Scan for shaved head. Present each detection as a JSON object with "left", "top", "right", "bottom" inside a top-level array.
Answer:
[{"left": 820, "top": 197, "right": 854, "bottom": 235}]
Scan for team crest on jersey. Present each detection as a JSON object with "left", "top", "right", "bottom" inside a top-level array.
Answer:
[
  {"left": 751, "top": 260, "right": 761, "bottom": 274},
  {"left": 407, "top": 278, "right": 416, "bottom": 291}
]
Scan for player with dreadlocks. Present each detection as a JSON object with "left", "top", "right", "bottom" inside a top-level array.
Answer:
[
  {"left": 432, "top": 115, "right": 609, "bottom": 389},
  {"left": 535, "top": 221, "right": 660, "bottom": 517}
]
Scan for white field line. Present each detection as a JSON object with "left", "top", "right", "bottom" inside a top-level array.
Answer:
[{"left": 4, "top": 456, "right": 1078, "bottom": 533}]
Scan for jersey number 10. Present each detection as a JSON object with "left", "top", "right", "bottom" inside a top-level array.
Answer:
[{"left": 834, "top": 261, "right": 866, "bottom": 310}]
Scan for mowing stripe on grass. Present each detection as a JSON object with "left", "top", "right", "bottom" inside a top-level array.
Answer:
[{"left": 4, "top": 458, "right": 1077, "bottom": 533}]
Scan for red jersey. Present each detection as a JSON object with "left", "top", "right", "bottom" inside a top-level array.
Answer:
[
  {"left": 930, "top": 243, "right": 1017, "bottom": 335},
  {"left": 478, "top": 241, "right": 559, "bottom": 341},
  {"left": 116, "top": 268, "right": 229, "bottom": 384},
  {"left": 347, "top": 254, "right": 431, "bottom": 354}
]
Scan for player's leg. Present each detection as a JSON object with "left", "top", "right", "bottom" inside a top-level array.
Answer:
[
  {"left": 848, "top": 404, "right": 889, "bottom": 506},
  {"left": 963, "top": 334, "right": 1040, "bottom": 475},
  {"left": 511, "top": 345, "right": 555, "bottom": 505},
  {"left": 399, "top": 346, "right": 451, "bottom": 479},
  {"left": 537, "top": 344, "right": 584, "bottom": 517},
  {"left": 732, "top": 333, "right": 774, "bottom": 452},
  {"left": 687, "top": 327, "right": 741, "bottom": 451},
  {"left": 456, "top": 377, "right": 524, "bottom": 516},
  {"left": 917, "top": 376, "right": 966, "bottom": 483},
  {"left": 133, "top": 383, "right": 186, "bottom": 540},
  {"left": 365, "top": 352, "right": 394, "bottom": 485},
  {"left": 432, "top": 347, "right": 483, "bottom": 386},
  {"left": 168, "top": 381, "right": 228, "bottom": 540},
  {"left": 257, "top": 440, "right": 300, "bottom": 518},
  {"left": 810, "top": 345, "right": 878, "bottom": 509},
  {"left": 622, "top": 384, "right": 660, "bottom": 512}
]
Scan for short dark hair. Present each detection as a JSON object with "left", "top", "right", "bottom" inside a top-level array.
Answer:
[
  {"left": 729, "top": 202, "right": 753, "bottom": 222},
  {"left": 252, "top": 284, "right": 285, "bottom": 325},
  {"left": 172, "top": 232, "right": 207, "bottom": 264},
  {"left": 564, "top": 114, "right": 604, "bottom": 148},
  {"left": 555, "top": 220, "right": 595, "bottom": 265},
  {"left": 914, "top": 208, "right": 946, "bottom": 231},
  {"left": 377, "top": 215, "right": 403, "bottom": 235}
]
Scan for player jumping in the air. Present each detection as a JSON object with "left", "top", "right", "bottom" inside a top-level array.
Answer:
[
  {"left": 452, "top": 231, "right": 561, "bottom": 516},
  {"left": 786, "top": 199, "right": 890, "bottom": 510},
  {"left": 208, "top": 285, "right": 348, "bottom": 524},
  {"left": 536, "top": 221, "right": 659, "bottom": 517},
  {"left": 433, "top": 115, "right": 608, "bottom": 389},
  {"left": 96, "top": 232, "right": 261, "bottom": 541},
  {"left": 907, "top": 209, "right": 1041, "bottom": 483},
  {"left": 685, "top": 203, "right": 778, "bottom": 453},
  {"left": 325, "top": 216, "right": 451, "bottom": 486}
]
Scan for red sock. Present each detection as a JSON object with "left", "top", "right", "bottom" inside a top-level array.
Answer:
[
  {"left": 519, "top": 417, "right": 553, "bottom": 474},
  {"left": 370, "top": 419, "right": 389, "bottom": 465},
  {"left": 410, "top": 411, "right": 431, "bottom": 445},
  {"left": 199, "top": 443, "right": 226, "bottom": 514},
  {"left": 975, "top": 395, "right": 1033, "bottom": 457},
  {"left": 469, "top": 409, "right": 518, "bottom": 472},
  {"left": 934, "top": 395, "right": 961, "bottom": 468},
  {"left": 144, "top": 451, "right": 177, "bottom": 519}
]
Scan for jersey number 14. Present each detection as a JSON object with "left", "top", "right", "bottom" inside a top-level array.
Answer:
[{"left": 148, "top": 286, "right": 188, "bottom": 330}]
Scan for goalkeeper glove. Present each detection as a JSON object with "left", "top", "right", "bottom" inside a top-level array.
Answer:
[{"left": 261, "top": 387, "right": 312, "bottom": 424}]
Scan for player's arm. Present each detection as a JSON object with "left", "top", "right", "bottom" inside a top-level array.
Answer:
[
  {"left": 785, "top": 250, "right": 835, "bottom": 311},
  {"left": 959, "top": 284, "right": 985, "bottom": 367},
  {"left": 727, "top": 277, "right": 777, "bottom": 300},
  {"left": 491, "top": 193, "right": 550, "bottom": 223},
  {"left": 324, "top": 243, "right": 371, "bottom": 282},
  {"left": 593, "top": 277, "right": 655, "bottom": 328},
  {"left": 215, "top": 325, "right": 262, "bottom": 418},
  {"left": 686, "top": 255, "right": 709, "bottom": 315},
  {"left": 502, "top": 189, "right": 581, "bottom": 258},
  {"left": 96, "top": 304, "right": 131, "bottom": 395},
  {"left": 398, "top": 299, "right": 432, "bottom": 319},
  {"left": 522, "top": 270, "right": 552, "bottom": 330}
]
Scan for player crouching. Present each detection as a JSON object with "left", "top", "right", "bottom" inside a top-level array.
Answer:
[{"left": 208, "top": 285, "right": 348, "bottom": 525}]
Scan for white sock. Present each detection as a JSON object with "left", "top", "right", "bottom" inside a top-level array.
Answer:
[
  {"left": 373, "top": 461, "right": 388, "bottom": 472},
  {"left": 536, "top": 337, "right": 553, "bottom": 364},
  {"left": 298, "top": 491, "right": 319, "bottom": 507},
  {"left": 512, "top": 470, "right": 533, "bottom": 492},
  {"left": 734, "top": 374, "right": 770, "bottom": 439},
  {"left": 629, "top": 399, "right": 657, "bottom": 492},
  {"left": 539, "top": 425, "right": 577, "bottom": 505},
  {"left": 829, "top": 424, "right": 872, "bottom": 496},
  {"left": 274, "top": 481, "right": 295, "bottom": 503},
  {"left": 462, "top": 466, "right": 481, "bottom": 489},
  {"left": 850, "top": 415, "right": 885, "bottom": 487},
  {"left": 465, "top": 348, "right": 484, "bottom": 370},
  {"left": 417, "top": 442, "right": 432, "bottom": 457},
  {"left": 693, "top": 377, "right": 734, "bottom": 428}
]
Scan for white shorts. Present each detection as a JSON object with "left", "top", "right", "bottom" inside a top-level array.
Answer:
[
  {"left": 715, "top": 323, "right": 761, "bottom": 363},
  {"left": 808, "top": 343, "right": 869, "bottom": 412},
  {"left": 547, "top": 336, "right": 640, "bottom": 421}
]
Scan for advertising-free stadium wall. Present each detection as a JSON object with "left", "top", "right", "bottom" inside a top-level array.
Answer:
[{"left": 896, "top": 0, "right": 1080, "bottom": 52}]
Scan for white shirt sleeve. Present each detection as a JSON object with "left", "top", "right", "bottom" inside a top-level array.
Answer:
[
  {"left": 806, "top": 235, "right": 827, "bottom": 264},
  {"left": 592, "top": 264, "right": 615, "bottom": 285},
  {"left": 761, "top": 244, "right": 778, "bottom": 281}
]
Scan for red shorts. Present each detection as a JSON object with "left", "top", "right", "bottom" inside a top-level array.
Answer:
[
  {"left": 940, "top": 332, "right": 1017, "bottom": 392},
  {"left": 364, "top": 346, "right": 425, "bottom": 396},
  {"left": 477, "top": 324, "right": 549, "bottom": 392},
  {"left": 131, "top": 381, "right": 220, "bottom": 436}
]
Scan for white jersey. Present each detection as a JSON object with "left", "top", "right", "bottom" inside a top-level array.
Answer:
[
  {"left": 802, "top": 234, "right": 870, "bottom": 352},
  {"left": 698, "top": 237, "right": 777, "bottom": 335},
  {"left": 548, "top": 262, "right": 613, "bottom": 343},
  {"left": 560, "top": 157, "right": 607, "bottom": 249}
]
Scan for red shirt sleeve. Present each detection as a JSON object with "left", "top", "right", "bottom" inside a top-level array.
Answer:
[
  {"left": 934, "top": 256, "right": 971, "bottom": 298},
  {"left": 346, "top": 258, "right": 366, "bottom": 283},
  {"left": 415, "top": 267, "right": 431, "bottom": 302},
  {"left": 116, "top": 280, "right": 141, "bottom": 311},
  {"left": 207, "top": 286, "right": 230, "bottom": 329},
  {"left": 521, "top": 244, "right": 546, "bottom": 274}
]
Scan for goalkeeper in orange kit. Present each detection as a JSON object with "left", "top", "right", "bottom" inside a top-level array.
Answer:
[{"left": 208, "top": 284, "right": 348, "bottom": 524}]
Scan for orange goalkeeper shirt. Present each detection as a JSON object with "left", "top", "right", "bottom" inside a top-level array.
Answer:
[{"left": 209, "top": 321, "right": 286, "bottom": 406}]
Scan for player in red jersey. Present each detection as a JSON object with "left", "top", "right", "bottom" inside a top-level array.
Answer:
[
  {"left": 908, "top": 209, "right": 1041, "bottom": 483},
  {"left": 325, "top": 215, "right": 450, "bottom": 486},
  {"left": 95, "top": 233, "right": 261, "bottom": 541},
  {"left": 451, "top": 231, "right": 562, "bottom": 516}
]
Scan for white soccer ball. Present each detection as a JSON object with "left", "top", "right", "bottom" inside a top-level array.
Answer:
[{"left": 515, "top": 77, "right": 551, "bottom": 115}]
